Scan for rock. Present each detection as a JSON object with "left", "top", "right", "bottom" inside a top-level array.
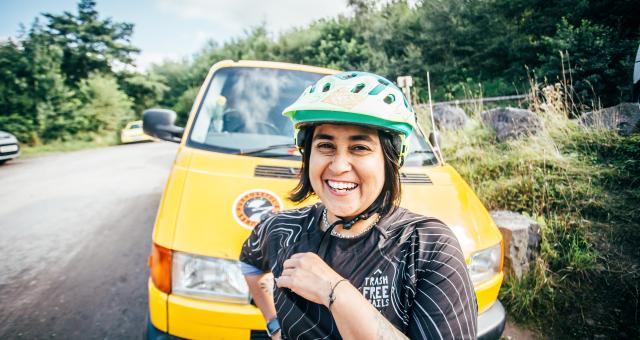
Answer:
[
  {"left": 580, "top": 102, "right": 640, "bottom": 136},
  {"left": 490, "top": 211, "right": 541, "bottom": 280},
  {"left": 432, "top": 104, "right": 468, "bottom": 131},
  {"left": 480, "top": 107, "right": 542, "bottom": 142}
]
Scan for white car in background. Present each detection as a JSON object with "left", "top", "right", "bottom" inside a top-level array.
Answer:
[{"left": 0, "top": 130, "right": 20, "bottom": 165}]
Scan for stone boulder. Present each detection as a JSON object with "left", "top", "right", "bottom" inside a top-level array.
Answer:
[
  {"left": 580, "top": 102, "right": 640, "bottom": 136},
  {"left": 432, "top": 104, "right": 468, "bottom": 131},
  {"left": 480, "top": 107, "right": 542, "bottom": 142},
  {"left": 490, "top": 211, "right": 541, "bottom": 280}
]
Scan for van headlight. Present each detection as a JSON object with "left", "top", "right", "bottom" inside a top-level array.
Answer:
[
  {"left": 172, "top": 252, "right": 250, "bottom": 304},
  {"left": 467, "top": 243, "right": 502, "bottom": 284}
]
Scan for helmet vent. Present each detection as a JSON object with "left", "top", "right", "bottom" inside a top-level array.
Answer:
[
  {"left": 352, "top": 83, "right": 366, "bottom": 93},
  {"left": 368, "top": 84, "right": 386, "bottom": 95},
  {"left": 346, "top": 72, "right": 358, "bottom": 79},
  {"left": 378, "top": 78, "right": 390, "bottom": 86},
  {"left": 309, "top": 85, "right": 316, "bottom": 93},
  {"left": 322, "top": 83, "right": 331, "bottom": 92},
  {"left": 383, "top": 94, "right": 395, "bottom": 104}
]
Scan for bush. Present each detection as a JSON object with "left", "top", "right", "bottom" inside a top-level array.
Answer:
[
  {"left": 436, "top": 84, "right": 639, "bottom": 337},
  {"left": 77, "top": 73, "right": 135, "bottom": 133}
]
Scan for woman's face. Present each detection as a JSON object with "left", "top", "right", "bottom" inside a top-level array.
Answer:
[{"left": 309, "top": 124, "right": 386, "bottom": 220}]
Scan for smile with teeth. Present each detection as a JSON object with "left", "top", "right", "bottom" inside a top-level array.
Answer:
[{"left": 326, "top": 180, "right": 359, "bottom": 192}]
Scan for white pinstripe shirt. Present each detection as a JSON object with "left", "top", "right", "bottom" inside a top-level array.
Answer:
[{"left": 240, "top": 203, "right": 478, "bottom": 339}]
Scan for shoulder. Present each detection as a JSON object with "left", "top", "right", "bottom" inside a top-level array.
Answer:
[
  {"left": 382, "top": 208, "right": 453, "bottom": 241},
  {"left": 254, "top": 203, "right": 322, "bottom": 233},
  {"left": 383, "top": 208, "right": 464, "bottom": 259}
]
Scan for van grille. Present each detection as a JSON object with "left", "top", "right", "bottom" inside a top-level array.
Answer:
[
  {"left": 255, "top": 165, "right": 432, "bottom": 184},
  {"left": 254, "top": 165, "right": 300, "bottom": 179},
  {"left": 400, "top": 172, "right": 433, "bottom": 184}
]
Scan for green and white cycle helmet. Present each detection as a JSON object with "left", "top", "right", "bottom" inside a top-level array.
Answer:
[{"left": 283, "top": 71, "right": 417, "bottom": 164}]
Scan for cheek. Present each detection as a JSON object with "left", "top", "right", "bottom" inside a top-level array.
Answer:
[{"left": 360, "top": 155, "right": 386, "bottom": 191}]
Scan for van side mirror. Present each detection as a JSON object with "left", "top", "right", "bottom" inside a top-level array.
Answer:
[{"left": 143, "top": 109, "right": 184, "bottom": 143}]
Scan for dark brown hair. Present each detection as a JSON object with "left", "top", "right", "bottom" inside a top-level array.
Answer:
[{"left": 288, "top": 125, "right": 402, "bottom": 216}]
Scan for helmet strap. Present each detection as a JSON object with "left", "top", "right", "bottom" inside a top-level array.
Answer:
[
  {"left": 316, "top": 200, "right": 383, "bottom": 260},
  {"left": 331, "top": 201, "right": 381, "bottom": 230}
]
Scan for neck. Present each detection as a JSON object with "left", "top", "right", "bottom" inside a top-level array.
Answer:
[{"left": 325, "top": 210, "right": 379, "bottom": 235}]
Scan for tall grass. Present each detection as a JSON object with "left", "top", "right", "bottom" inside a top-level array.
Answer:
[{"left": 424, "top": 80, "right": 639, "bottom": 338}]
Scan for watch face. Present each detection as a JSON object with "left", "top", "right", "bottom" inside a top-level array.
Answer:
[{"left": 266, "top": 318, "right": 280, "bottom": 336}]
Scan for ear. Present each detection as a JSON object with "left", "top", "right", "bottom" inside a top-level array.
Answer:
[{"left": 296, "top": 127, "right": 310, "bottom": 154}]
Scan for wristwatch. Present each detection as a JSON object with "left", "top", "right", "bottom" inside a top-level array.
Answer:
[{"left": 266, "top": 317, "right": 281, "bottom": 337}]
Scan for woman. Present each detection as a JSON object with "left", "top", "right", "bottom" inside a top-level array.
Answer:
[{"left": 240, "top": 72, "right": 477, "bottom": 339}]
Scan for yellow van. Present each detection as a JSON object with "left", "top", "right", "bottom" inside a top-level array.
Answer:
[{"left": 143, "top": 60, "right": 505, "bottom": 339}]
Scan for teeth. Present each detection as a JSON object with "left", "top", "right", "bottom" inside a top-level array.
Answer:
[{"left": 327, "top": 180, "right": 358, "bottom": 191}]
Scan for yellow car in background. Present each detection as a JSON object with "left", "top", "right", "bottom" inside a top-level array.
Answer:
[
  {"left": 120, "top": 120, "right": 154, "bottom": 144},
  {"left": 143, "top": 60, "right": 506, "bottom": 339}
]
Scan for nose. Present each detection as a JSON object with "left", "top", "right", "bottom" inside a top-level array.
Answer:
[{"left": 328, "top": 151, "right": 352, "bottom": 174}]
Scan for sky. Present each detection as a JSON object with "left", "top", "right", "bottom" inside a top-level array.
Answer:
[{"left": 0, "top": 0, "right": 353, "bottom": 70}]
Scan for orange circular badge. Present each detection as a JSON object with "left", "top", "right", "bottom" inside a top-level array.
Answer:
[{"left": 232, "top": 189, "right": 283, "bottom": 230}]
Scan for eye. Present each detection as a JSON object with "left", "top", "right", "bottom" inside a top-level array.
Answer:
[
  {"left": 351, "top": 144, "right": 372, "bottom": 152},
  {"left": 315, "top": 142, "right": 335, "bottom": 150}
]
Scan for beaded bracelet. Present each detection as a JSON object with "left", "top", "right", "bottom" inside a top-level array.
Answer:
[{"left": 328, "top": 278, "right": 349, "bottom": 309}]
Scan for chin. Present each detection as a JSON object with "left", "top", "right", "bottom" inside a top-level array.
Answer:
[{"left": 324, "top": 202, "right": 361, "bottom": 219}]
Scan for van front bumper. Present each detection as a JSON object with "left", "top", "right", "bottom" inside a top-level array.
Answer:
[
  {"left": 149, "top": 279, "right": 505, "bottom": 339},
  {"left": 146, "top": 317, "right": 270, "bottom": 340},
  {"left": 477, "top": 300, "right": 506, "bottom": 340},
  {"left": 147, "top": 302, "right": 507, "bottom": 340}
]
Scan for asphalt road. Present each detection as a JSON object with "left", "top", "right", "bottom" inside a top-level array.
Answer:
[{"left": 0, "top": 141, "right": 178, "bottom": 339}]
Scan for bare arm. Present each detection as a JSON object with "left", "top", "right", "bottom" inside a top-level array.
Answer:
[
  {"left": 245, "top": 272, "right": 281, "bottom": 339},
  {"left": 329, "top": 280, "right": 409, "bottom": 340},
  {"left": 275, "top": 253, "right": 408, "bottom": 339}
]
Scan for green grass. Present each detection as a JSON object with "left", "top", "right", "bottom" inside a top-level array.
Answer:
[
  {"left": 424, "top": 96, "right": 640, "bottom": 337},
  {"left": 20, "top": 133, "right": 120, "bottom": 157}
]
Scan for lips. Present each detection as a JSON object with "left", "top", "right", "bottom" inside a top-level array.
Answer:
[{"left": 325, "top": 179, "right": 359, "bottom": 192}]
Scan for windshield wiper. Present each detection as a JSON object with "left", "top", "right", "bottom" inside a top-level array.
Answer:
[{"left": 236, "top": 143, "right": 297, "bottom": 156}]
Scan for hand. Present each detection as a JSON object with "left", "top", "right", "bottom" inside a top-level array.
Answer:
[
  {"left": 275, "top": 252, "right": 344, "bottom": 307},
  {"left": 271, "top": 329, "right": 281, "bottom": 340}
]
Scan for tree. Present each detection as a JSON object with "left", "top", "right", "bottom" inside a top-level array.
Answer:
[
  {"left": 42, "top": 0, "right": 139, "bottom": 85},
  {"left": 77, "top": 73, "right": 135, "bottom": 133},
  {"left": 118, "top": 72, "right": 169, "bottom": 115}
]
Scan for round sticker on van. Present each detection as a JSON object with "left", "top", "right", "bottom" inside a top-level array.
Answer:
[{"left": 233, "top": 189, "right": 283, "bottom": 230}]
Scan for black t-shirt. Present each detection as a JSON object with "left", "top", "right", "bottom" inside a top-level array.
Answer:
[{"left": 240, "top": 203, "right": 478, "bottom": 339}]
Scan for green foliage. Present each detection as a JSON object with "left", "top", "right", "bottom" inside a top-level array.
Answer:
[
  {"left": 41, "top": 0, "right": 139, "bottom": 85},
  {"left": 0, "top": 114, "right": 36, "bottom": 144},
  {"left": 440, "top": 92, "right": 639, "bottom": 337},
  {"left": 171, "top": 87, "right": 200, "bottom": 126},
  {"left": 77, "top": 73, "right": 135, "bottom": 133},
  {"left": 0, "top": 0, "right": 142, "bottom": 145},
  {"left": 118, "top": 72, "right": 169, "bottom": 115}
]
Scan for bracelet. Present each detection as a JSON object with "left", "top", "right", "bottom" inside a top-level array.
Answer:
[{"left": 328, "top": 278, "right": 349, "bottom": 309}]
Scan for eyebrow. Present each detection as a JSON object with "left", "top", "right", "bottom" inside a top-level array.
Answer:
[{"left": 312, "top": 133, "right": 375, "bottom": 142}]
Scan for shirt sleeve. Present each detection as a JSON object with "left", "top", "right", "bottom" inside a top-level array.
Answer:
[
  {"left": 239, "top": 213, "right": 275, "bottom": 273},
  {"left": 407, "top": 223, "right": 478, "bottom": 340}
]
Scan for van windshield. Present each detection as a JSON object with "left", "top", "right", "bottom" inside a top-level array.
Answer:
[{"left": 187, "top": 66, "right": 437, "bottom": 166}]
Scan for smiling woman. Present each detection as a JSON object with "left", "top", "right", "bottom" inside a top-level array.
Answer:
[{"left": 239, "top": 72, "right": 478, "bottom": 339}]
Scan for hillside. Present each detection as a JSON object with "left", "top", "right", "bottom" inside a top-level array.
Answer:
[{"left": 429, "top": 87, "right": 640, "bottom": 338}]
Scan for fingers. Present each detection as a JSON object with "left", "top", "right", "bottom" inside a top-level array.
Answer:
[
  {"left": 282, "top": 258, "right": 300, "bottom": 269},
  {"left": 280, "top": 268, "right": 294, "bottom": 277},
  {"left": 274, "top": 275, "right": 293, "bottom": 289},
  {"left": 285, "top": 252, "right": 321, "bottom": 269}
]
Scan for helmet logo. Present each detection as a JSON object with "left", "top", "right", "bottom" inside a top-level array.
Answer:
[
  {"left": 322, "top": 88, "right": 366, "bottom": 109},
  {"left": 232, "top": 189, "right": 283, "bottom": 230}
]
